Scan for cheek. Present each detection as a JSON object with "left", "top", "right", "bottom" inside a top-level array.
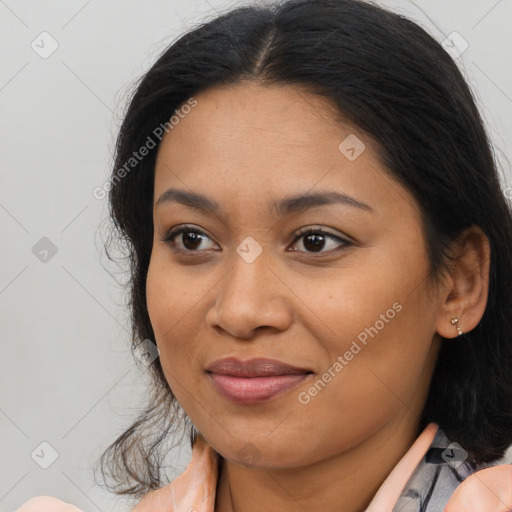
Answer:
[
  {"left": 296, "top": 255, "right": 435, "bottom": 410},
  {"left": 145, "top": 260, "right": 200, "bottom": 416},
  {"left": 285, "top": 300, "right": 434, "bottom": 463},
  {"left": 146, "top": 255, "right": 198, "bottom": 367},
  {"left": 145, "top": 249, "right": 219, "bottom": 398}
]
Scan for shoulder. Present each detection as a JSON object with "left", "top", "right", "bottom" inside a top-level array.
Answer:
[
  {"left": 15, "top": 496, "right": 84, "bottom": 512},
  {"left": 394, "top": 426, "right": 512, "bottom": 511},
  {"left": 444, "top": 464, "right": 512, "bottom": 511}
]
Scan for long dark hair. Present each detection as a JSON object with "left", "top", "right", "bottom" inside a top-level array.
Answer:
[{"left": 94, "top": 0, "right": 512, "bottom": 498}]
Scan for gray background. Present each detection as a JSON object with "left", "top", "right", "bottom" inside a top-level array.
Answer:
[{"left": 1, "top": 0, "right": 511, "bottom": 511}]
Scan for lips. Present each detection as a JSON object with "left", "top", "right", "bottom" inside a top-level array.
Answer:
[
  {"left": 206, "top": 357, "right": 313, "bottom": 403},
  {"left": 206, "top": 357, "right": 312, "bottom": 377}
]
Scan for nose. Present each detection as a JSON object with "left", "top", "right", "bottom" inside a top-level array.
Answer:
[{"left": 205, "top": 248, "right": 293, "bottom": 340}]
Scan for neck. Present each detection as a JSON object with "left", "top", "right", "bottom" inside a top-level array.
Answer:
[{"left": 215, "top": 412, "right": 423, "bottom": 512}]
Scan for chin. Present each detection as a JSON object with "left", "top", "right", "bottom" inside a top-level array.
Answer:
[{"left": 210, "top": 432, "right": 313, "bottom": 469}]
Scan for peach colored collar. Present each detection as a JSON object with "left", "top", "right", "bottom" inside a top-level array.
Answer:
[
  {"left": 132, "top": 423, "right": 512, "bottom": 512},
  {"left": 366, "top": 422, "right": 439, "bottom": 510},
  {"left": 132, "top": 433, "right": 219, "bottom": 512}
]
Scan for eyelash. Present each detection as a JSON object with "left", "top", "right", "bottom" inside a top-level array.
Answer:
[{"left": 162, "top": 225, "right": 353, "bottom": 256}]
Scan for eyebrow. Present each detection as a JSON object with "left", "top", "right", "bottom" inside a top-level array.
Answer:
[{"left": 155, "top": 188, "right": 374, "bottom": 216}]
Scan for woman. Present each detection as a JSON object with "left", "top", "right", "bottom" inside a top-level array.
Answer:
[{"left": 17, "top": 0, "right": 512, "bottom": 510}]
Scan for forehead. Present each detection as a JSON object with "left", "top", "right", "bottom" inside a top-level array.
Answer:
[
  {"left": 153, "top": 82, "right": 415, "bottom": 218},
  {"left": 160, "top": 82, "right": 348, "bottom": 151}
]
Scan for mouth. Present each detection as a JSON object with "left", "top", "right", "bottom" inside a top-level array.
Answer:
[{"left": 206, "top": 357, "right": 314, "bottom": 404}]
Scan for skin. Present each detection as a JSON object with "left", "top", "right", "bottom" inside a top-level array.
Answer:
[{"left": 145, "top": 82, "right": 490, "bottom": 512}]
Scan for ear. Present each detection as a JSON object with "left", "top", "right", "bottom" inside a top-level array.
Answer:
[{"left": 435, "top": 225, "right": 491, "bottom": 339}]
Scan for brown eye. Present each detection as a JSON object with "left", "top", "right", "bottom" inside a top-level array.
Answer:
[
  {"left": 290, "top": 228, "right": 352, "bottom": 254},
  {"left": 180, "top": 231, "right": 204, "bottom": 250},
  {"left": 163, "top": 226, "right": 218, "bottom": 252}
]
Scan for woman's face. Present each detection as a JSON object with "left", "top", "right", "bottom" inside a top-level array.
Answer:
[{"left": 146, "top": 82, "right": 443, "bottom": 467}]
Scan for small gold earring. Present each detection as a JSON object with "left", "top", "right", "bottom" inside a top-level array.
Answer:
[{"left": 450, "top": 317, "right": 463, "bottom": 336}]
